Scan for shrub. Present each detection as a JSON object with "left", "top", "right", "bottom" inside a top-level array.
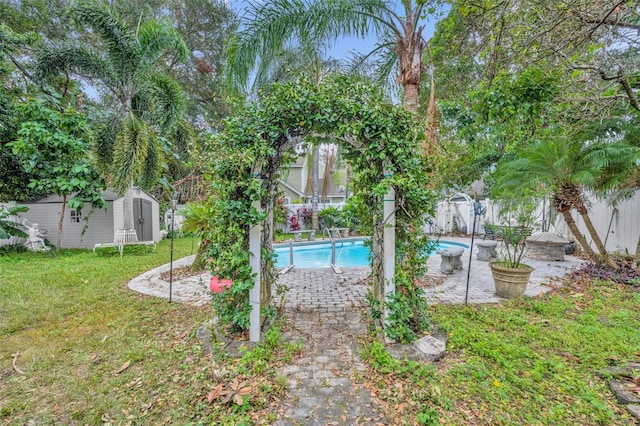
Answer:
[
  {"left": 0, "top": 244, "right": 28, "bottom": 255},
  {"left": 319, "top": 206, "right": 344, "bottom": 229},
  {"left": 296, "top": 206, "right": 313, "bottom": 228},
  {"left": 94, "top": 243, "right": 156, "bottom": 257}
]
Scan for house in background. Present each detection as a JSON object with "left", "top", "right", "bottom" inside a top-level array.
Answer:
[
  {"left": 16, "top": 187, "right": 160, "bottom": 249},
  {"left": 278, "top": 146, "right": 349, "bottom": 205}
]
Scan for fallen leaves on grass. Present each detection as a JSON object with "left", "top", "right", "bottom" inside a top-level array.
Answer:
[
  {"left": 115, "top": 360, "right": 131, "bottom": 374},
  {"left": 207, "top": 378, "right": 252, "bottom": 405},
  {"left": 12, "top": 352, "right": 25, "bottom": 375}
]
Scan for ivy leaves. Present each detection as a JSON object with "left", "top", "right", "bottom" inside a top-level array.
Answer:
[{"left": 203, "top": 75, "right": 436, "bottom": 339}]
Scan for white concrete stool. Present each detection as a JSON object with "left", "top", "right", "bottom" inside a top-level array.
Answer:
[
  {"left": 476, "top": 240, "right": 498, "bottom": 261},
  {"left": 438, "top": 246, "right": 465, "bottom": 274}
]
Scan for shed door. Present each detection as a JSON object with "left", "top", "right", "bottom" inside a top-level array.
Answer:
[{"left": 133, "top": 198, "right": 153, "bottom": 241}]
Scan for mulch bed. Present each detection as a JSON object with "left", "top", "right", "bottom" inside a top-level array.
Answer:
[{"left": 159, "top": 266, "right": 208, "bottom": 282}]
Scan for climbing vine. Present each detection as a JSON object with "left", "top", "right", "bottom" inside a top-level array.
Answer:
[{"left": 202, "top": 76, "right": 437, "bottom": 341}]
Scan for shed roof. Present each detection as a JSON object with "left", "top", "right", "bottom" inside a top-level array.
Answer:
[{"left": 25, "top": 187, "right": 157, "bottom": 203}]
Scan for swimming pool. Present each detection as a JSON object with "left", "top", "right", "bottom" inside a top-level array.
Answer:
[{"left": 274, "top": 239, "right": 468, "bottom": 268}]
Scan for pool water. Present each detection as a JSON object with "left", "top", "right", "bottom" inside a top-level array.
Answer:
[{"left": 274, "top": 240, "right": 467, "bottom": 268}]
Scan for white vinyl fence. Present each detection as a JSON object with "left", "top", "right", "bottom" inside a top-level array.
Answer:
[{"left": 430, "top": 192, "right": 640, "bottom": 256}]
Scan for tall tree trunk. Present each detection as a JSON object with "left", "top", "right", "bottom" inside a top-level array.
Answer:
[
  {"left": 423, "top": 72, "right": 438, "bottom": 154},
  {"left": 57, "top": 194, "right": 66, "bottom": 252},
  {"left": 397, "top": 19, "right": 425, "bottom": 114},
  {"left": 559, "top": 209, "right": 597, "bottom": 260},
  {"left": 575, "top": 203, "right": 617, "bottom": 268},
  {"left": 123, "top": 185, "right": 134, "bottom": 231},
  {"left": 311, "top": 145, "right": 319, "bottom": 231},
  {"left": 403, "top": 83, "right": 420, "bottom": 114}
]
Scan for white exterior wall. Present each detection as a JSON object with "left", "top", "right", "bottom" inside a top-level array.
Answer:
[
  {"left": 150, "top": 196, "right": 160, "bottom": 242},
  {"left": 111, "top": 190, "right": 160, "bottom": 242},
  {"left": 2, "top": 188, "right": 161, "bottom": 249},
  {"left": 17, "top": 201, "right": 114, "bottom": 249},
  {"left": 112, "top": 196, "right": 124, "bottom": 232}
]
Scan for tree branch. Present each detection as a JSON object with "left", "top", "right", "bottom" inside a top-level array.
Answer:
[
  {"left": 578, "top": 1, "right": 640, "bottom": 32},
  {"left": 8, "top": 52, "right": 32, "bottom": 79},
  {"left": 618, "top": 75, "right": 640, "bottom": 112}
]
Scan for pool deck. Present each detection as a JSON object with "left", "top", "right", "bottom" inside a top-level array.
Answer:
[
  {"left": 128, "top": 236, "right": 583, "bottom": 307},
  {"left": 422, "top": 236, "right": 583, "bottom": 304}
]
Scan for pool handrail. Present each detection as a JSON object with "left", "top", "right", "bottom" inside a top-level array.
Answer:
[{"left": 321, "top": 227, "right": 345, "bottom": 272}]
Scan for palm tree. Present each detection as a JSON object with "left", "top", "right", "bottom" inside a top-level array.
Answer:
[
  {"left": 34, "top": 2, "right": 189, "bottom": 237},
  {"left": 226, "top": 0, "right": 435, "bottom": 113},
  {"left": 493, "top": 136, "right": 623, "bottom": 268}
]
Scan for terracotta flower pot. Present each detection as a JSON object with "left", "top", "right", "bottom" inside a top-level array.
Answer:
[
  {"left": 490, "top": 262, "right": 534, "bottom": 299},
  {"left": 209, "top": 275, "right": 232, "bottom": 293}
]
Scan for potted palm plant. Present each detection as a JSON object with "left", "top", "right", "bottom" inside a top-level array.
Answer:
[{"left": 489, "top": 196, "right": 539, "bottom": 298}]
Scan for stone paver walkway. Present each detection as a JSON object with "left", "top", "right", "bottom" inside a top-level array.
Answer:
[
  {"left": 275, "top": 267, "right": 370, "bottom": 311},
  {"left": 273, "top": 308, "right": 388, "bottom": 425}
]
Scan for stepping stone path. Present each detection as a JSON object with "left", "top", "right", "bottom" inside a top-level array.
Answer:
[
  {"left": 271, "top": 268, "right": 389, "bottom": 424},
  {"left": 272, "top": 309, "right": 388, "bottom": 425},
  {"left": 598, "top": 362, "right": 640, "bottom": 422}
]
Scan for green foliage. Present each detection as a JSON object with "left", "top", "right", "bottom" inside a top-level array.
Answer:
[
  {"left": 427, "top": 283, "right": 640, "bottom": 424},
  {"left": 9, "top": 99, "right": 105, "bottom": 209},
  {"left": 489, "top": 193, "right": 540, "bottom": 268},
  {"left": 360, "top": 337, "right": 440, "bottom": 423},
  {"left": 34, "top": 1, "right": 191, "bottom": 195},
  {"left": 0, "top": 238, "right": 277, "bottom": 425},
  {"left": 0, "top": 49, "right": 49, "bottom": 202},
  {"left": 226, "top": 0, "right": 444, "bottom": 111},
  {"left": 238, "top": 322, "right": 303, "bottom": 375},
  {"left": 318, "top": 206, "right": 344, "bottom": 229},
  {"left": 273, "top": 197, "right": 289, "bottom": 226},
  {"left": 0, "top": 243, "right": 28, "bottom": 255},
  {"left": 0, "top": 204, "right": 29, "bottom": 239},
  {"left": 202, "top": 75, "right": 437, "bottom": 337},
  {"left": 384, "top": 271, "right": 432, "bottom": 343},
  {"left": 340, "top": 194, "right": 370, "bottom": 235},
  {"left": 93, "top": 243, "right": 156, "bottom": 257}
]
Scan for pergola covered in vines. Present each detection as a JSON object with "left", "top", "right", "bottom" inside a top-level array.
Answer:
[{"left": 203, "top": 76, "right": 437, "bottom": 342}]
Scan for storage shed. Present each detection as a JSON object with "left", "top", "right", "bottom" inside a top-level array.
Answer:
[{"left": 18, "top": 188, "right": 161, "bottom": 249}]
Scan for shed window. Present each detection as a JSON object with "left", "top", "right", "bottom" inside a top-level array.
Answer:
[{"left": 70, "top": 209, "right": 82, "bottom": 223}]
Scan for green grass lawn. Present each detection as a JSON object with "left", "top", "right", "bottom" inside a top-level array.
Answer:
[
  {"left": 2, "top": 241, "right": 639, "bottom": 424},
  {"left": 360, "top": 281, "right": 640, "bottom": 425},
  {"left": 0, "top": 239, "right": 294, "bottom": 424}
]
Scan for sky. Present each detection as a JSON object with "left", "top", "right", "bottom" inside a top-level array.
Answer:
[{"left": 230, "top": 0, "right": 443, "bottom": 62}]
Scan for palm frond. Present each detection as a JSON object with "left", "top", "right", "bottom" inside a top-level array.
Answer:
[
  {"left": 112, "top": 115, "right": 152, "bottom": 194},
  {"left": 138, "top": 134, "right": 163, "bottom": 190},
  {"left": 146, "top": 72, "right": 186, "bottom": 130},
  {"left": 0, "top": 204, "right": 29, "bottom": 239},
  {"left": 226, "top": 0, "right": 396, "bottom": 92},
  {"left": 170, "top": 119, "right": 196, "bottom": 160},
  {"left": 92, "top": 113, "right": 121, "bottom": 174},
  {"left": 137, "top": 18, "right": 189, "bottom": 68},
  {"left": 35, "top": 42, "right": 113, "bottom": 83},
  {"left": 72, "top": 2, "right": 140, "bottom": 80}
]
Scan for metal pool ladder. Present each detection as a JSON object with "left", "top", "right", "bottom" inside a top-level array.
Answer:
[{"left": 322, "top": 227, "right": 345, "bottom": 274}]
